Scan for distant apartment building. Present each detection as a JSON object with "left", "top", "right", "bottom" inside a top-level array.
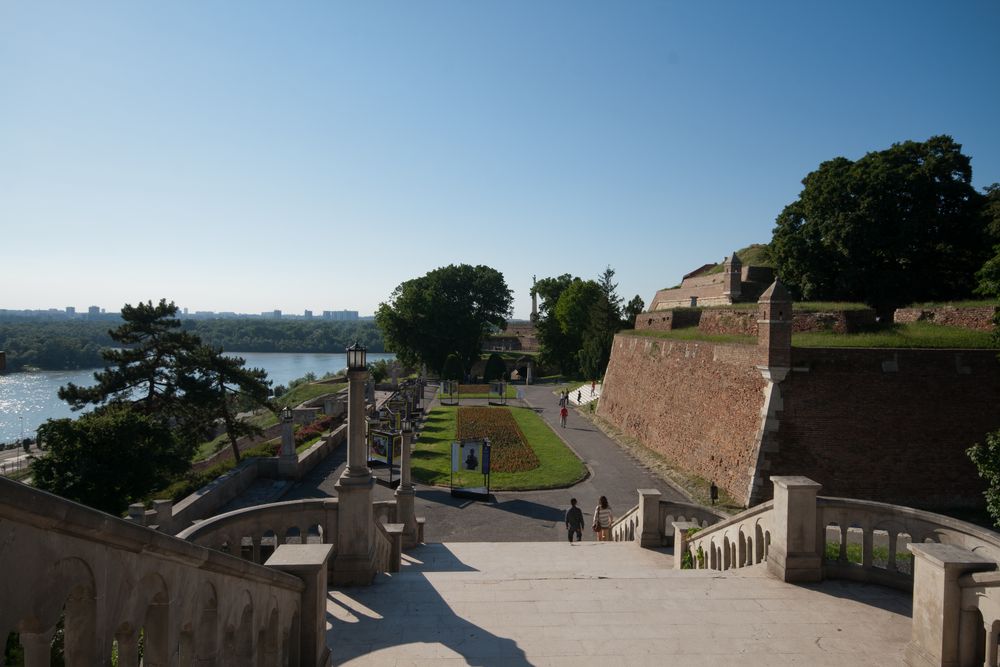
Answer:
[
  {"left": 304, "top": 310, "right": 313, "bottom": 319},
  {"left": 263, "top": 310, "right": 282, "bottom": 319},
  {"left": 65, "top": 306, "right": 75, "bottom": 316},
  {"left": 322, "top": 310, "right": 359, "bottom": 321},
  {"left": 87, "top": 306, "right": 101, "bottom": 318}
]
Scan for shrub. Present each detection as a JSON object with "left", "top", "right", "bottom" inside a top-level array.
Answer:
[
  {"left": 483, "top": 353, "right": 506, "bottom": 382},
  {"left": 442, "top": 353, "right": 464, "bottom": 381}
]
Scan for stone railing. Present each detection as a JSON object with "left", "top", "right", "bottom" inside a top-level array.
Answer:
[
  {"left": 681, "top": 501, "right": 774, "bottom": 572},
  {"left": 609, "top": 489, "right": 730, "bottom": 548},
  {"left": 177, "top": 498, "right": 340, "bottom": 566},
  {"left": 0, "top": 477, "right": 331, "bottom": 666}
]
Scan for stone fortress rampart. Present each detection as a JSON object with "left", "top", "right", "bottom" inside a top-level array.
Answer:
[{"left": 600, "top": 282, "right": 1000, "bottom": 510}]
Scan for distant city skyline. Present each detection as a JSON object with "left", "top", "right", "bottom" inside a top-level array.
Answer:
[{"left": 2, "top": 2, "right": 998, "bottom": 319}]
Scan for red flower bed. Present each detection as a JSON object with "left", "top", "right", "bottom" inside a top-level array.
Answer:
[{"left": 456, "top": 407, "right": 539, "bottom": 473}]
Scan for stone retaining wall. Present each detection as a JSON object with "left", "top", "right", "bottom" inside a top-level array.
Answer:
[
  {"left": 893, "top": 306, "right": 996, "bottom": 331},
  {"left": 634, "top": 308, "right": 876, "bottom": 335}
]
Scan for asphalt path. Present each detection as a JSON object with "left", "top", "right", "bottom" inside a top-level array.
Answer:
[{"left": 279, "top": 383, "right": 688, "bottom": 543}]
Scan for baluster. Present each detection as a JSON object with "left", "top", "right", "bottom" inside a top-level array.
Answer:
[
  {"left": 252, "top": 536, "right": 262, "bottom": 563},
  {"left": 20, "top": 631, "right": 52, "bottom": 667},
  {"left": 862, "top": 527, "right": 873, "bottom": 568},
  {"left": 887, "top": 532, "right": 898, "bottom": 572},
  {"left": 986, "top": 621, "right": 998, "bottom": 667},
  {"left": 839, "top": 525, "right": 848, "bottom": 562}
]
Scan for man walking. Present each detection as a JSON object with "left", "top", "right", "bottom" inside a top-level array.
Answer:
[
  {"left": 559, "top": 405, "right": 568, "bottom": 427},
  {"left": 565, "top": 498, "right": 584, "bottom": 543}
]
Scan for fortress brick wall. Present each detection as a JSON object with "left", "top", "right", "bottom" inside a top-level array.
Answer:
[
  {"left": 597, "top": 335, "right": 766, "bottom": 500},
  {"left": 634, "top": 308, "right": 875, "bottom": 336},
  {"left": 765, "top": 347, "right": 1000, "bottom": 509},
  {"left": 599, "top": 332, "right": 1000, "bottom": 509},
  {"left": 894, "top": 306, "right": 997, "bottom": 331}
]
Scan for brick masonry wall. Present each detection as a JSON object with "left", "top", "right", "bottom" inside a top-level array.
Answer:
[
  {"left": 893, "top": 307, "right": 997, "bottom": 331},
  {"left": 598, "top": 334, "right": 766, "bottom": 502},
  {"left": 763, "top": 348, "right": 1000, "bottom": 509},
  {"left": 600, "top": 334, "right": 1000, "bottom": 510}
]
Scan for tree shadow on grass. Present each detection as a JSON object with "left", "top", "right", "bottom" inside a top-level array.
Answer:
[{"left": 327, "top": 544, "right": 531, "bottom": 665}]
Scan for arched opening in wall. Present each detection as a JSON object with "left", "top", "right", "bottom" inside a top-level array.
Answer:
[
  {"left": 284, "top": 526, "right": 302, "bottom": 545},
  {"left": 871, "top": 529, "right": 891, "bottom": 569},
  {"left": 308, "top": 524, "right": 324, "bottom": 544},
  {"left": 709, "top": 541, "right": 718, "bottom": 569},
  {"left": 737, "top": 530, "right": 747, "bottom": 568},
  {"left": 233, "top": 594, "right": 255, "bottom": 663},
  {"left": 286, "top": 610, "right": 300, "bottom": 666},
  {"left": 958, "top": 607, "right": 986, "bottom": 666},
  {"left": 754, "top": 523, "right": 764, "bottom": 564},
  {"left": 260, "top": 530, "right": 278, "bottom": 563},
  {"left": 722, "top": 537, "right": 731, "bottom": 569},
  {"left": 256, "top": 607, "right": 279, "bottom": 667},
  {"left": 764, "top": 531, "right": 771, "bottom": 560},
  {"left": 239, "top": 536, "right": 255, "bottom": 561},
  {"left": 895, "top": 533, "right": 914, "bottom": 575},
  {"left": 844, "top": 525, "right": 864, "bottom": 565},
  {"left": 194, "top": 583, "right": 218, "bottom": 665},
  {"left": 823, "top": 523, "right": 842, "bottom": 562}
]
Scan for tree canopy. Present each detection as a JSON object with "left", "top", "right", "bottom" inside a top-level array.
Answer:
[
  {"left": 770, "top": 135, "right": 990, "bottom": 311},
  {"left": 375, "top": 264, "right": 513, "bottom": 373}
]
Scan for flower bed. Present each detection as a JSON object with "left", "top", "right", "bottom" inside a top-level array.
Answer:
[{"left": 456, "top": 406, "right": 539, "bottom": 472}]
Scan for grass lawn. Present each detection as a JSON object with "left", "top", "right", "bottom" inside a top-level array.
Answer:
[
  {"left": 277, "top": 381, "right": 346, "bottom": 408},
  {"left": 904, "top": 299, "right": 996, "bottom": 309},
  {"left": 192, "top": 411, "right": 280, "bottom": 462},
  {"left": 438, "top": 384, "right": 518, "bottom": 399},
  {"left": 412, "top": 406, "right": 585, "bottom": 490},
  {"left": 792, "top": 322, "right": 994, "bottom": 348}
]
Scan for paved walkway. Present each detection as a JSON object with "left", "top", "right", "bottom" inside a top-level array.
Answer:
[
  {"left": 276, "top": 382, "right": 688, "bottom": 542},
  {"left": 327, "top": 541, "right": 912, "bottom": 666}
]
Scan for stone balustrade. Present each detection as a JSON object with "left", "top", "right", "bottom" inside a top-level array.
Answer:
[
  {"left": 0, "top": 477, "right": 331, "bottom": 666},
  {"left": 177, "top": 497, "right": 341, "bottom": 565},
  {"left": 609, "top": 491, "right": 730, "bottom": 548}
]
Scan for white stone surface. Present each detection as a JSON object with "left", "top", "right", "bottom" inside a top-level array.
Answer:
[{"left": 327, "top": 541, "right": 912, "bottom": 666}]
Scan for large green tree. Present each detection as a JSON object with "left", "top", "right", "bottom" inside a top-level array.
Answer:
[
  {"left": 33, "top": 404, "right": 192, "bottom": 515},
  {"left": 532, "top": 274, "right": 579, "bottom": 375},
  {"left": 770, "top": 135, "right": 989, "bottom": 312},
  {"left": 177, "top": 345, "right": 272, "bottom": 463},
  {"left": 375, "top": 264, "right": 513, "bottom": 373}
]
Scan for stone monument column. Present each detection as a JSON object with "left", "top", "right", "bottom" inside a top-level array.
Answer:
[
  {"left": 331, "top": 344, "right": 376, "bottom": 585},
  {"left": 395, "top": 420, "right": 418, "bottom": 548},
  {"left": 278, "top": 407, "right": 298, "bottom": 478}
]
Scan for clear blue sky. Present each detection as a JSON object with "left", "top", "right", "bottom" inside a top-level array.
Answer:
[{"left": 2, "top": 1, "right": 998, "bottom": 319}]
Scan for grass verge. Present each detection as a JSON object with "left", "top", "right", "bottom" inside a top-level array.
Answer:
[
  {"left": 412, "top": 406, "right": 585, "bottom": 490},
  {"left": 793, "top": 322, "right": 994, "bottom": 348},
  {"left": 277, "top": 381, "right": 346, "bottom": 408},
  {"left": 623, "top": 329, "right": 756, "bottom": 345}
]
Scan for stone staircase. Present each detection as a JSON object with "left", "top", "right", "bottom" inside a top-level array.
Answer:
[{"left": 326, "top": 541, "right": 912, "bottom": 666}]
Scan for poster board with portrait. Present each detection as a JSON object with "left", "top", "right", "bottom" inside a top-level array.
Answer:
[
  {"left": 488, "top": 380, "right": 507, "bottom": 406},
  {"left": 450, "top": 438, "right": 491, "bottom": 499},
  {"left": 440, "top": 380, "right": 459, "bottom": 406}
]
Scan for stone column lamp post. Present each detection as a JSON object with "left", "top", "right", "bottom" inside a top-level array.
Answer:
[
  {"left": 278, "top": 406, "right": 298, "bottom": 478},
  {"left": 331, "top": 342, "right": 377, "bottom": 585},
  {"left": 395, "top": 416, "right": 418, "bottom": 548}
]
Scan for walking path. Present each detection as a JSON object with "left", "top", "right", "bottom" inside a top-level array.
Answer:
[
  {"left": 275, "top": 382, "right": 688, "bottom": 542},
  {"left": 327, "top": 541, "right": 912, "bottom": 666}
]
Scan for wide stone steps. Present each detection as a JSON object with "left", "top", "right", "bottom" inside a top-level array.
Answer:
[{"left": 326, "top": 541, "right": 912, "bottom": 666}]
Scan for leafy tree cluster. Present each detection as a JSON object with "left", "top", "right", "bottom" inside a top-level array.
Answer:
[
  {"left": 0, "top": 321, "right": 112, "bottom": 371},
  {"left": 376, "top": 264, "right": 513, "bottom": 375},
  {"left": 534, "top": 267, "right": 642, "bottom": 379},
  {"left": 770, "top": 135, "right": 996, "bottom": 312},
  {"left": 34, "top": 300, "right": 273, "bottom": 514}
]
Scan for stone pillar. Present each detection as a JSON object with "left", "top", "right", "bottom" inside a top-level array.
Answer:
[
  {"left": 266, "top": 544, "right": 335, "bottom": 667},
  {"left": 637, "top": 488, "right": 663, "bottom": 548},
  {"left": 673, "top": 521, "right": 699, "bottom": 569},
  {"left": 904, "top": 543, "right": 994, "bottom": 667},
  {"left": 331, "top": 367, "right": 376, "bottom": 585},
  {"left": 526, "top": 360, "right": 534, "bottom": 385},
  {"left": 323, "top": 397, "right": 334, "bottom": 417},
  {"left": 278, "top": 412, "right": 297, "bottom": 479},
  {"left": 766, "top": 476, "right": 822, "bottom": 583},
  {"left": 152, "top": 499, "right": 173, "bottom": 531},
  {"left": 757, "top": 279, "right": 792, "bottom": 370},
  {"left": 395, "top": 427, "right": 419, "bottom": 548}
]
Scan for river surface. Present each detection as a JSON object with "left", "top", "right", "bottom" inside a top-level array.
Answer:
[{"left": 0, "top": 351, "right": 395, "bottom": 444}]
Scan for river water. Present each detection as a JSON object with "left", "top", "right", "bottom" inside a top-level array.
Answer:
[{"left": 0, "top": 351, "right": 395, "bottom": 444}]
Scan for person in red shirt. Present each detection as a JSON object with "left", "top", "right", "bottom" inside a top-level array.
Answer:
[{"left": 559, "top": 405, "right": 568, "bottom": 427}]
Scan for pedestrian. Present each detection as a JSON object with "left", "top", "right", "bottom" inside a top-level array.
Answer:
[
  {"left": 591, "top": 380, "right": 596, "bottom": 396},
  {"left": 593, "top": 495, "right": 614, "bottom": 541},
  {"left": 576, "top": 390, "right": 581, "bottom": 404},
  {"left": 565, "top": 498, "right": 584, "bottom": 543},
  {"left": 559, "top": 405, "right": 568, "bottom": 427}
]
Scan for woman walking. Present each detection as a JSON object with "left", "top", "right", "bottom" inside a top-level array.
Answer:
[{"left": 593, "top": 496, "right": 614, "bottom": 542}]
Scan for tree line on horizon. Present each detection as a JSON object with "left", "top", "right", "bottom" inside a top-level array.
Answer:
[{"left": 0, "top": 318, "right": 384, "bottom": 372}]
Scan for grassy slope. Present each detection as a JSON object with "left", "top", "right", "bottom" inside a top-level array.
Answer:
[
  {"left": 277, "top": 381, "right": 346, "bottom": 408},
  {"left": 412, "top": 406, "right": 585, "bottom": 490}
]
